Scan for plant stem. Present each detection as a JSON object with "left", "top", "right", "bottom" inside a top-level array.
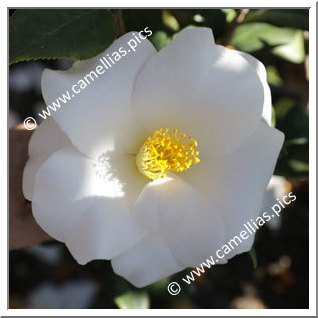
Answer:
[
  {"left": 222, "top": 9, "right": 249, "bottom": 46},
  {"left": 116, "top": 9, "right": 125, "bottom": 36}
]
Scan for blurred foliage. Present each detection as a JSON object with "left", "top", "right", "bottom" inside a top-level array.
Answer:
[
  {"left": 249, "top": 248, "right": 258, "bottom": 269},
  {"left": 9, "top": 8, "right": 309, "bottom": 309},
  {"left": 275, "top": 98, "right": 309, "bottom": 179},
  {"left": 267, "top": 65, "right": 283, "bottom": 86},
  {"left": 244, "top": 9, "right": 309, "bottom": 30},
  {"left": 114, "top": 291, "right": 150, "bottom": 309},
  {"left": 123, "top": 9, "right": 163, "bottom": 33},
  {"left": 222, "top": 9, "right": 237, "bottom": 23},
  {"left": 230, "top": 23, "right": 305, "bottom": 63}
]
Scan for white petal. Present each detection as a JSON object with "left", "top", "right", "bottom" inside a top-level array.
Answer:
[
  {"left": 111, "top": 234, "right": 184, "bottom": 287},
  {"left": 41, "top": 32, "right": 156, "bottom": 159},
  {"left": 23, "top": 118, "right": 71, "bottom": 201},
  {"left": 133, "top": 175, "right": 198, "bottom": 234},
  {"left": 32, "top": 146, "right": 146, "bottom": 248},
  {"left": 182, "top": 122, "right": 284, "bottom": 258},
  {"left": 133, "top": 175, "right": 226, "bottom": 267},
  {"left": 234, "top": 50, "right": 272, "bottom": 125},
  {"left": 132, "top": 27, "right": 267, "bottom": 157},
  {"left": 165, "top": 205, "right": 227, "bottom": 267},
  {"left": 65, "top": 197, "right": 146, "bottom": 264}
]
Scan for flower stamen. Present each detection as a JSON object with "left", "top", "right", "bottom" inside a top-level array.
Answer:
[{"left": 136, "top": 128, "right": 200, "bottom": 180}]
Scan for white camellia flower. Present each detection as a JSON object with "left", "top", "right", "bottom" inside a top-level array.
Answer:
[{"left": 23, "top": 28, "right": 284, "bottom": 287}]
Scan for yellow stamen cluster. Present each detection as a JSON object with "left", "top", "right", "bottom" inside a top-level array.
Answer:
[{"left": 136, "top": 128, "right": 200, "bottom": 180}]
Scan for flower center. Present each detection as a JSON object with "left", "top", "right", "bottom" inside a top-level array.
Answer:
[{"left": 136, "top": 128, "right": 200, "bottom": 180}]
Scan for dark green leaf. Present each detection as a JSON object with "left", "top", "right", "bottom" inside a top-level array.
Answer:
[
  {"left": 123, "top": 9, "right": 163, "bottom": 34},
  {"left": 276, "top": 103, "right": 309, "bottom": 140},
  {"left": 9, "top": 9, "right": 118, "bottom": 64},
  {"left": 198, "top": 9, "right": 227, "bottom": 39},
  {"left": 245, "top": 9, "right": 309, "bottom": 30}
]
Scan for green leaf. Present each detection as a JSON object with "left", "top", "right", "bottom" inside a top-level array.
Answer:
[
  {"left": 230, "top": 22, "right": 297, "bottom": 52},
  {"left": 9, "top": 9, "right": 118, "bottom": 64},
  {"left": 245, "top": 9, "right": 309, "bottom": 30},
  {"left": 162, "top": 9, "right": 180, "bottom": 32},
  {"left": 272, "top": 30, "right": 305, "bottom": 63},
  {"left": 288, "top": 159, "right": 309, "bottom": 172},
  {"left": 114, "top": 291, "right": 150, "bottom": 309},
  {"left": 248, "top": 248, "right": 258, "bottom": 269},
  {"left": 221, "top": 9, "right": 237, "bottom": 23},
  {"left": 150, "top": 31, "right": 172, "bottom": 51},
  {"left": 230, "top": 22, "right": 305, "bottom": 63},
  {"left": 266, "top": 65, "right": 283, "bottom": 86}
]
